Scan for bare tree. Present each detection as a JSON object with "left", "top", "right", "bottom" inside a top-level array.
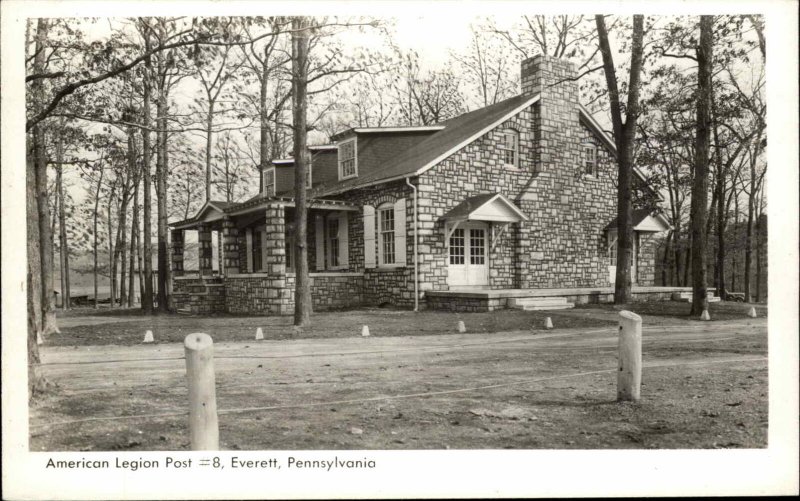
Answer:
[
  {"left": 688, "top": 16, "right": 714, "bottom": 315},
  {"left": 595, "top": 14, "right": 646, "bottom": 304},
  {"left": 292, "top": 16, "right": 312, "bottom": 327}
]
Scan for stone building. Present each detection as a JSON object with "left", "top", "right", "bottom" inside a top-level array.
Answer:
[{"left": 170, "top": 55, "right": 671, "bottom": 314}]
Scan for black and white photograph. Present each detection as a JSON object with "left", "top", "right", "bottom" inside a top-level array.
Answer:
[{"left": 2, "top": 0, "right": 798, "bottom": 499}]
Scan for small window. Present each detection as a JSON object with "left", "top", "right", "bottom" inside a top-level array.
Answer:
[
  {"left": 338, "top": 139, "right": 357, "bottom": 180},
  {"left": 609, "top": 237, "right": 617, "bottom": 266},
  {"left": 499, "top": 129, "right": 519, "bottom": 168},
  {"left": 264, "top": 167, "right": 275, "bottom": 196},
  {"left": 327, "top": 217, "right": 340, "bottom": 268},
  {"left": 378, "top": 206, "right": 395, "bottom": 265},
  {"left": 584, "top": 141, "right": 597, "bottom": 176}
]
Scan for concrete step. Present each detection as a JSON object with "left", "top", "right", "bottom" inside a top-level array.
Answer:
[
  {"left": 518, "top": 303, "right": 575, "bottom": 311},
  {"left": 509, "top": 296, "right": 574, "bottom": 310},
  {"left": 671, "top": 292, "right": 720, "bottom": 303}
]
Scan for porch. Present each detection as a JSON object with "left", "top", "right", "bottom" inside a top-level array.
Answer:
[
  {"left": 169, "top": 195, "right": 361, "bottom": 315},
  {"left": 425, "top": 286, "right": 696, "bottom": 312}
]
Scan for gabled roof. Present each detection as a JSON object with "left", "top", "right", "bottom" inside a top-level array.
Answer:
[
  {"left": 605, "top": 209, "right": 671, "bottom": 233},
  {"left": 316, "top": 93, "right": 541, "bottom": 197},
  {"left": 169, "top": 200, "right": 236, "bottom": 229},
  {"left": 442, "top": 193, "right": 529, "bottom": 223}
]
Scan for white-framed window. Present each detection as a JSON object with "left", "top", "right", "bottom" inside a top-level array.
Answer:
[
  {"left": 499, "top": 129, "right": 519, "bottom": 168},
  {"left": 378, "top": 205, "right": 395, "bottom": 265},
  {"left": 469, "top": 228, "right": 486, "bottom": 265},
  {"left": 338, "top": 138, "right": 357, "bottom": 180},
  {"left": 583, "top": 140, "right": 597, "bottom": 176},
  {"left": 327, "top": 217, "right": 340, "bottom": 268},
  {"left": 263, "top": 167, "right": 275, "bottom": 196},
  {"left": 609, "top": 237, "right": 617, "bottom": 266}
]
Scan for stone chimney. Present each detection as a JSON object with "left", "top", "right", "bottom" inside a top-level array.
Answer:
[{"left": 520, "top": 55, "right": 580, "bottom": 175}]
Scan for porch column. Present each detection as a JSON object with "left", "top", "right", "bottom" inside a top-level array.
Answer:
[
  {"left": 198, "top": 224, "right": 213, "bottom": 276},
  {"left": 170, "top": 229, "right": 184, "bottom": 277},
  {"left": 222, "top": 216, "right": 240, "bottom": 276},
  {"left": 264, "top": 202, "right": 288, "bottom": 314},
  {"left": 264, "top": 203, "right": 286, "bottom": 276}
]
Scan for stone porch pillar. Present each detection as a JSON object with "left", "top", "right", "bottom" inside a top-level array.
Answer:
[
  {"left": 222, "top": 216, "right": 240, "bottom": 276},
  {"left": 264, "top": 203, "right": 286, "bottom": 277},
  {"left": 198, "top": 224, "right": 213, "bottom": 276},
  {"left": 170, "top": 229, "right": 184, "bottom": 277}
]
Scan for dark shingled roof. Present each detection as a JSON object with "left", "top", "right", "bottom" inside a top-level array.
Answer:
[
  {"left": 604, "top": 209, "right": 658, "bottom": 230},
  {"left": 315, "top": 93, "right": 539, "bottom": 197},
  {"left": 441, "top": 193, "right": 501, "bottom": 220}
]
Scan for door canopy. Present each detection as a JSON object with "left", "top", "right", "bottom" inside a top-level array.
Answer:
[
  {"left": 442, "top": 193, "right": 529, "bottom": 223},
  {"left": 605, "top": 209, "right": 671, "bottom": 236}
]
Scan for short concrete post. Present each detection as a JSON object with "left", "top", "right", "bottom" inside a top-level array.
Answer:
[
  {"left": 747, "top": 307, "right": 757, "bottom": 318},
  {"left": 457, "top": 320, "right": 466, "bottom": 333},
  {"left": 700, "top": 309, "right": 711, "bottom": 321},
  {"left": 361, "top": 325, "right": 370, "bottom": 337},
  {"left": 617, "top": 311, "right": 642, "bottom": 402},
  {"left": 544, "top": 317, "right": 553, "bottom": 330},
  {"left": 255, "top": 327, "right": 264, "bottom": 340},
  {"left": 143, "top": 330, "right": 154, "bottom": 343},
  {"left": 184, "top": 333, "right": 219, "bottom": 451},
  {"left": 36, "top": 331, "right": 44, "bottom": 345}
]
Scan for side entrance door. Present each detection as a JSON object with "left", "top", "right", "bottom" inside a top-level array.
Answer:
[
  {"left": 608, "top": 232, "right": 638, "bottom": 285},
  {"left": 448, "top": 222, "right": 490, "bottom": 288}
]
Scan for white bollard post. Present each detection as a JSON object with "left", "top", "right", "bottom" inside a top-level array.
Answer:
[
  {"left": 143, "top": 330, "right": 154, "bottom": 343},
  {"left": 184, "top": 333, "right": 219, "bottom": 451},
  {"left": 361, "top": 325, "right": 370, "bottom": 337},
  {"left": 747, "top": 307, "right": 757, "bottom": 318},
  {"left": 457, "top": 320, "right": 466, "bottom": 333},
  {"left": 617, "top": 311, "right": 642, "bottom": 402},
  {"left": 544, "top": 317, "right": 554, "bottom": 330},
  {"left": 36, "top": 331, "right": 44, "bottom": 345},
  {"left": 700, "top": 309, "right": 711, "bottom": 321},
  {"left": 255, "top": 327, "right": 264, "bottom": 340}
]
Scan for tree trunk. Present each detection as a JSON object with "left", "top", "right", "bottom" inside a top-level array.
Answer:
[
  {"left": 689, "top": 16, "right": 713, "bottom": 316},
  {"left": 292, "top": 16, "right": 312, "bottom": 326},
  {"left": 712, "top": 103, "right": 727, "bottom": 300},
  {"left": 744, "top": 189, "right": 754, "bottom": 303},
  {"left": 205, "top": 101, "right": 215, "bottom": 202},
  {"left": 93, "top": 163, "right": 103, "bottom": 309},
  {"left": 156, "top": 86, "right": 169, "bottom": 311},
  {"left": 57, "top": 150, "right": 69, "bottom": 310},
  {"left": 107, "top": 187, "right": 116, "bottom": 307},
  {"left": 141, "top": 36, "right": 155, "bottom": 313},
  {"left": 595, "top": 14, "right": 645, "bottom": 305},
  {"left": 31, "top": 19, "right": 59, "bottom": 335},
  {"left": 128, "top": 145, "right": 140, "bottom": 307},
  {"left": 27, "top": 147, "right": 46, "bottom": 399},
  {"left": 259, "top": 52, "right": 270, "bottom": 191}
]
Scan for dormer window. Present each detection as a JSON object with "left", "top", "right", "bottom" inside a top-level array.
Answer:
[
  {"left": 338, "top": 138, "right": 357, "bottom": 180},
  {"left": 583, "top": 139, "right": 597, "bottom": 176},
  {"left": 263, "top": 167, "right": 275, "bottom": 196},
  {"left": 499, "top": 129, "right": 519, "bottom": 168}
]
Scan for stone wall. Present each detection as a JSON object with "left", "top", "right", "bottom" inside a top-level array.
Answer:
[{"left": 224, "top": 272, "right": 364, "bottom": 314}]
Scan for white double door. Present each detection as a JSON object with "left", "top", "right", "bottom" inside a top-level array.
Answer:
[{"left": 448, "top": 222, "right": 489, "bottom": 288}]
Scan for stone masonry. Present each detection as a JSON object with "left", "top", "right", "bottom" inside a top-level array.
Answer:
[
  {"left": 197, "top": 224, "right": 213, "bottom": 276},
  {"left": 222, "top": 216, "right": 240, "bottom": 276}
]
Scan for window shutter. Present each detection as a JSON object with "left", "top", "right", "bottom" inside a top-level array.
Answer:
[
  {"left": 245, "top": 229, "right": 253, "bottom": 272},
  {"left": 363, "top": 205, "right": 376, "bottom": 269},
  {"left": 338, "top": 212, "right": 349, "bottom": 268},
  {"left": 315, "top": 214, "right": 325, "bottom": 271},
  {"left": 394, "top": 198, "right": 407, "bottom": 265}
]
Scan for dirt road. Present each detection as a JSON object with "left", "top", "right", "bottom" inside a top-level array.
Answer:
[{"left": 31, "top": 318, "right": 767, "bottom": 451}]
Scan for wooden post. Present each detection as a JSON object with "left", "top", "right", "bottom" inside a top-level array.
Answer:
[
  {"left": 617, "top": 310, "right": 642, "bottom": 402},
  {"left": 184, "top": 333, "right": 219, "bottom": 450}
]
